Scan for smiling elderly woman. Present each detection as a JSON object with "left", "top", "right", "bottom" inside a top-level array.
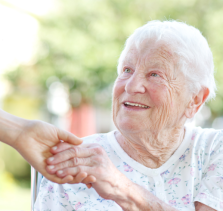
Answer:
[{"left": 34, "top": 20, "right": 223, "bottom": 211}]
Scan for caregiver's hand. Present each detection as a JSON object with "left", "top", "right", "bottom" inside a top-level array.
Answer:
[
  {"left": 46, "top": 142, "right": 130, "bottom": 200},
  {"left": 10, "top": 119, "right": 84, "bottom": 184}
]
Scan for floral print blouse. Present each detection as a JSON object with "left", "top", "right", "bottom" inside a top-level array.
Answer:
[{"left": 34, "top": 126, "right": 223, "bottom": 211}]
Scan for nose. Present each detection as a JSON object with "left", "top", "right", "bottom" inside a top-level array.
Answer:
[{"left": 125, "top": 72, "right": 146, "bottom": 95}]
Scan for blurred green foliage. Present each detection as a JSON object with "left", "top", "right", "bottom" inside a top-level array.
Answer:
[
  {"left": 2, "top": 0, "right": 223, "bottom": 109},
  {"left": 3, "top": 0, "right": 223, "bottom": 114},
  {"left": 0, "top": 142, "right": 30, "bottom": 182},
  {"left": 0, "top": 171, "right": 30, "bottom": 210}
]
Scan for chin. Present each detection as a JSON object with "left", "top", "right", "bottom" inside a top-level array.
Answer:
[{"left": 115, "top": 116, "right": 145, "bottom": 134}]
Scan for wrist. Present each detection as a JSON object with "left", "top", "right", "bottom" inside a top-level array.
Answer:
[
  {"left": 113, "top": 179, "right": 177, "bottom": 211},
  {"left": 0, "top": 109, "right": 29, "bottom": 147},
  {"left": 111, "top": 174, "right": 142, "bottom": 210}
]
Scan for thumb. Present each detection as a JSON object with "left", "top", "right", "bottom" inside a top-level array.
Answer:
[{"left": 57, "top": 128, "right": 83, "bottom": 145}]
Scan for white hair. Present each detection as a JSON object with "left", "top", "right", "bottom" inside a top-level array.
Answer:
[{"left": 117, "top": 20, "right": 216, "bottom": 101}]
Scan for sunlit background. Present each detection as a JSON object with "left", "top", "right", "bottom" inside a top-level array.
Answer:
[{"left": 0, "top": 0, "right": 223, "bottom": 210}]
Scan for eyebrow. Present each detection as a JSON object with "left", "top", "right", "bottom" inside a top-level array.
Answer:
[{"left": 123, "top": 53, "right": 173, "bottom": 73}]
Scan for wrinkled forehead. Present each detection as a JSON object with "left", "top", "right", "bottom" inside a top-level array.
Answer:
[{"left": 124, "top": 40, "right": 177, "bottom": 67}]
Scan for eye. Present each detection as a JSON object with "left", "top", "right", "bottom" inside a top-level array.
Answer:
[
  {"left": 124, "top": 68, "right": 131, "bottom": 73},
  {"left": 151, "top": 73, "right": 160, "bottom": 77}
]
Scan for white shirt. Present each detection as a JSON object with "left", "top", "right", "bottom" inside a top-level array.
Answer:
[{"left": 34, "top": 126, "right": 223, "bottom": 211}]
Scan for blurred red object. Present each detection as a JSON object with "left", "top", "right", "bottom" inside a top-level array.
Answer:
[{"left": 67, "top": 104, "right": 96, "bottom": 137}]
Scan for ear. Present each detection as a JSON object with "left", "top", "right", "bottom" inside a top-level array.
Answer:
[{"left": 185, "top": 88, "right": 210, "bottom": 118}]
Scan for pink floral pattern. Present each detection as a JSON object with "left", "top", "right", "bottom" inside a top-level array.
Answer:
[
  {"left": 161, "top": 170, "right": 170, "bottom": 177},
  {"left": 64, "top": 192, "right": 69, "bottom": 201},
  {"left": 168, "top": 178, "right": 181, "bottom": 185},
  {"left": 47, "top": 185, "right": 53, "bottom": 193},
  {"left": 75, "top": 202, "right": 84, "bottom": 210},
  {"left": 191, "top": 133, "right": 196, "bottom": 140},
  {"left": 34, "top": 129, "right": 223, "bottom": 211},
  {"left": 190, "top": 168, "right": 194, "bottom": 176},
  {"left": 181, "top": 194, "right": 191, "bottom": 204},
  {"left": 208, "top": 164, "right": 217, "bottom": 171},
  {"left": 123, "top": 162, "right": 133, "bottom": 172},
  {"left": 169, "top": 200, "right": 177, "bottom": 206},
  {"left": 198, "top": 193, "right": 207, "bottom": 198}
]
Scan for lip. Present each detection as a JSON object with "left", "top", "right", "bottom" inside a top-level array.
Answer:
[
  {"left": 122, "top": 101, "right": 150, "bottom": 107},
  {"left": 122, "top": 101, "right": 150, "bottom": 110}
]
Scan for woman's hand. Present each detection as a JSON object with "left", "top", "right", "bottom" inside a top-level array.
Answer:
[
  {"left": 46, "top": 142, "right": 130, "bottom": 200},
  {"left": 46, "top": 142, "right": 181, "bottom": 211}
]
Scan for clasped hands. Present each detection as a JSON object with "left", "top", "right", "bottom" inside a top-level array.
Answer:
[{"left": 46, "top": 142, "right": 126, "bottom": 200}]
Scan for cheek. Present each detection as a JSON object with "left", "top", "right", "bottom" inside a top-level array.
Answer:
[
  {"left": 112, "top": 79, "right": 125, "bottom": 115},
  {"left": 113, "top": 79, "right": 125, "bottom": 101},
  {"left": 149, "top": 84, "right": 170, "bottom": 106}
]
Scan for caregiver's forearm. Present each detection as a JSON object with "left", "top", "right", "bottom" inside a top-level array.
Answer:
[
  {"left": 0, "top": 109, "right": 28, "bottom": 147},
  {"left": 113, "top": 180, "right": 177, "bottom": 211}
]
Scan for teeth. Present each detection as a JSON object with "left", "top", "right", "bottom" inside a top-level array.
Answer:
[{"left": 125, "top": 102, "right": 149, "bottom": 108}]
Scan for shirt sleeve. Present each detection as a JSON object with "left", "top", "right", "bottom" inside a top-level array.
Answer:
[{"left": 194, "top": 131, "right": 223, "bottom": 210}]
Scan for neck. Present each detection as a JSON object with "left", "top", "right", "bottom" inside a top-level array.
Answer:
[{"left": 115, "top": 126, "right": 185, "bottom": 168}]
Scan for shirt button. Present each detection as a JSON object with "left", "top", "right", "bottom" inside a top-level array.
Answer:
[
  {"left": 156, "top": 181, "right": 162, "bottom": 187},
  {"left": 158, "top": 192, "right": 164, "bottom": 197},
  {"left": 152, "top": 171, "right": 158, "bottom": 176}
]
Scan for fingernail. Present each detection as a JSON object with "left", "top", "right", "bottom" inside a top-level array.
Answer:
[
  {"left": 58, "top": 170, "right": 63, "bottom": 174},
  {"left": 86, "top": 184, "right": 92, "bottom": 189},
  {"left": 48, "top": 157, "right": 54, "bottom": 162},
  {"left": 48, "top": 165, "right": 54, "bottom": 169},
  {"left": 52, "top": 146, "right": 57, "bottom": 150}
]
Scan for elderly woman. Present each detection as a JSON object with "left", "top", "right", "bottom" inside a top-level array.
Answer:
[{"left": 34, "top": 20, "right": 223, "bottom": 211}]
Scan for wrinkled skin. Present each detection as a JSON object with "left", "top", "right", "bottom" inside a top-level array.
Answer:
[
  {"left": 112, "top": 41, "right": 190, "bottom": 168},
  {"left": 46, "top": 41, "right": 210, "bottom": 210},
  {"left": 47, "top": 142, "right": 129, "bottom": 200}
]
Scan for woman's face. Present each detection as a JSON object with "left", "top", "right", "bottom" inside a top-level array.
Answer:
[{"left": 113, "top": 42, "right": 191, "bottom": 135}]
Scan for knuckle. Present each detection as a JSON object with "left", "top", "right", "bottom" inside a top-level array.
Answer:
[
  {"left": 54, "top": 154, "right": 64, "bottom": 163},
  {"left": 76, "top": 166, "right": 83, "bottom": 173},
  {"left": 69, "top": 147, "right": 79, "bottom": 156},
  {"left": 95, "top": 167, "right": 103, "bottom": 175},
  {"left": 60, "top": 168, "right": 68, "bottom": 175},
  {"left": 93, "top": 156, "right": 103, "bottom": 164},
  {"left": 59, "top": 161, "right": 67, "bottom": 169},
  {"left": 72, "top": 157, "right": 79, "bottom": 166},
  {"left": 93, "top": 146, "right": 104, "bottom": 155}
]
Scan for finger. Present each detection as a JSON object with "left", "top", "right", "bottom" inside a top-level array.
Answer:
[
  {"left": 75, "top": 172, "right": 88, "bottom": 183},
  {"left": 50, "top": 142, "right": 73, "bottom": 155},
  {"left": 47, "top": 156, "right": 94, "bottom": 174},
  {"left": 42, "top": 170, "right": 74, "bottom": 184},
  {"left": 57, "top": 128, "right": 83, "bottom": 145},
  {"left": 61, "top": 175, "right": 74, "bottom": 183},
  {"left": 56, "top": 166, "right": 88, "bottom": 178},
  {"left": 47, "top": 147, "right": 93, "bottom": 165},
  {"left": 86, "top": 184, "right": 92, "bottom": 189},
  {"left": 83, "top": 175, "right": 97, "bottom": 189},
  {"left": 51, "top": 142, "right": 97, "bottom": 154},
  {"left": 82, "top": 175, "right": 96, "bottom": 184},
  {"left": 67, "top": 174, "right": 96, "bottom": 185}
]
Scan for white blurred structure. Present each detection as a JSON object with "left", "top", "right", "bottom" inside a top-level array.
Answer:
[
  {"left": 0, "top": 0, "right": 57, "bottom": 107},
  {"left": 212, "top": 117, "right": 223, "bottom": 130},
  {"left": 47, "top": 81, "right": 71, "bottom": 116}
]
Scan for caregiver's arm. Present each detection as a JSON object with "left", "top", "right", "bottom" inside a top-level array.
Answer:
[{"left": 0, "top": 109, "right": 86, "bottom": 184}]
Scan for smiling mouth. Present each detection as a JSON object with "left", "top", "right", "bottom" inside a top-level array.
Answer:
[{"left": 124, "top": 102, "right": 149, "bottom": 108}]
